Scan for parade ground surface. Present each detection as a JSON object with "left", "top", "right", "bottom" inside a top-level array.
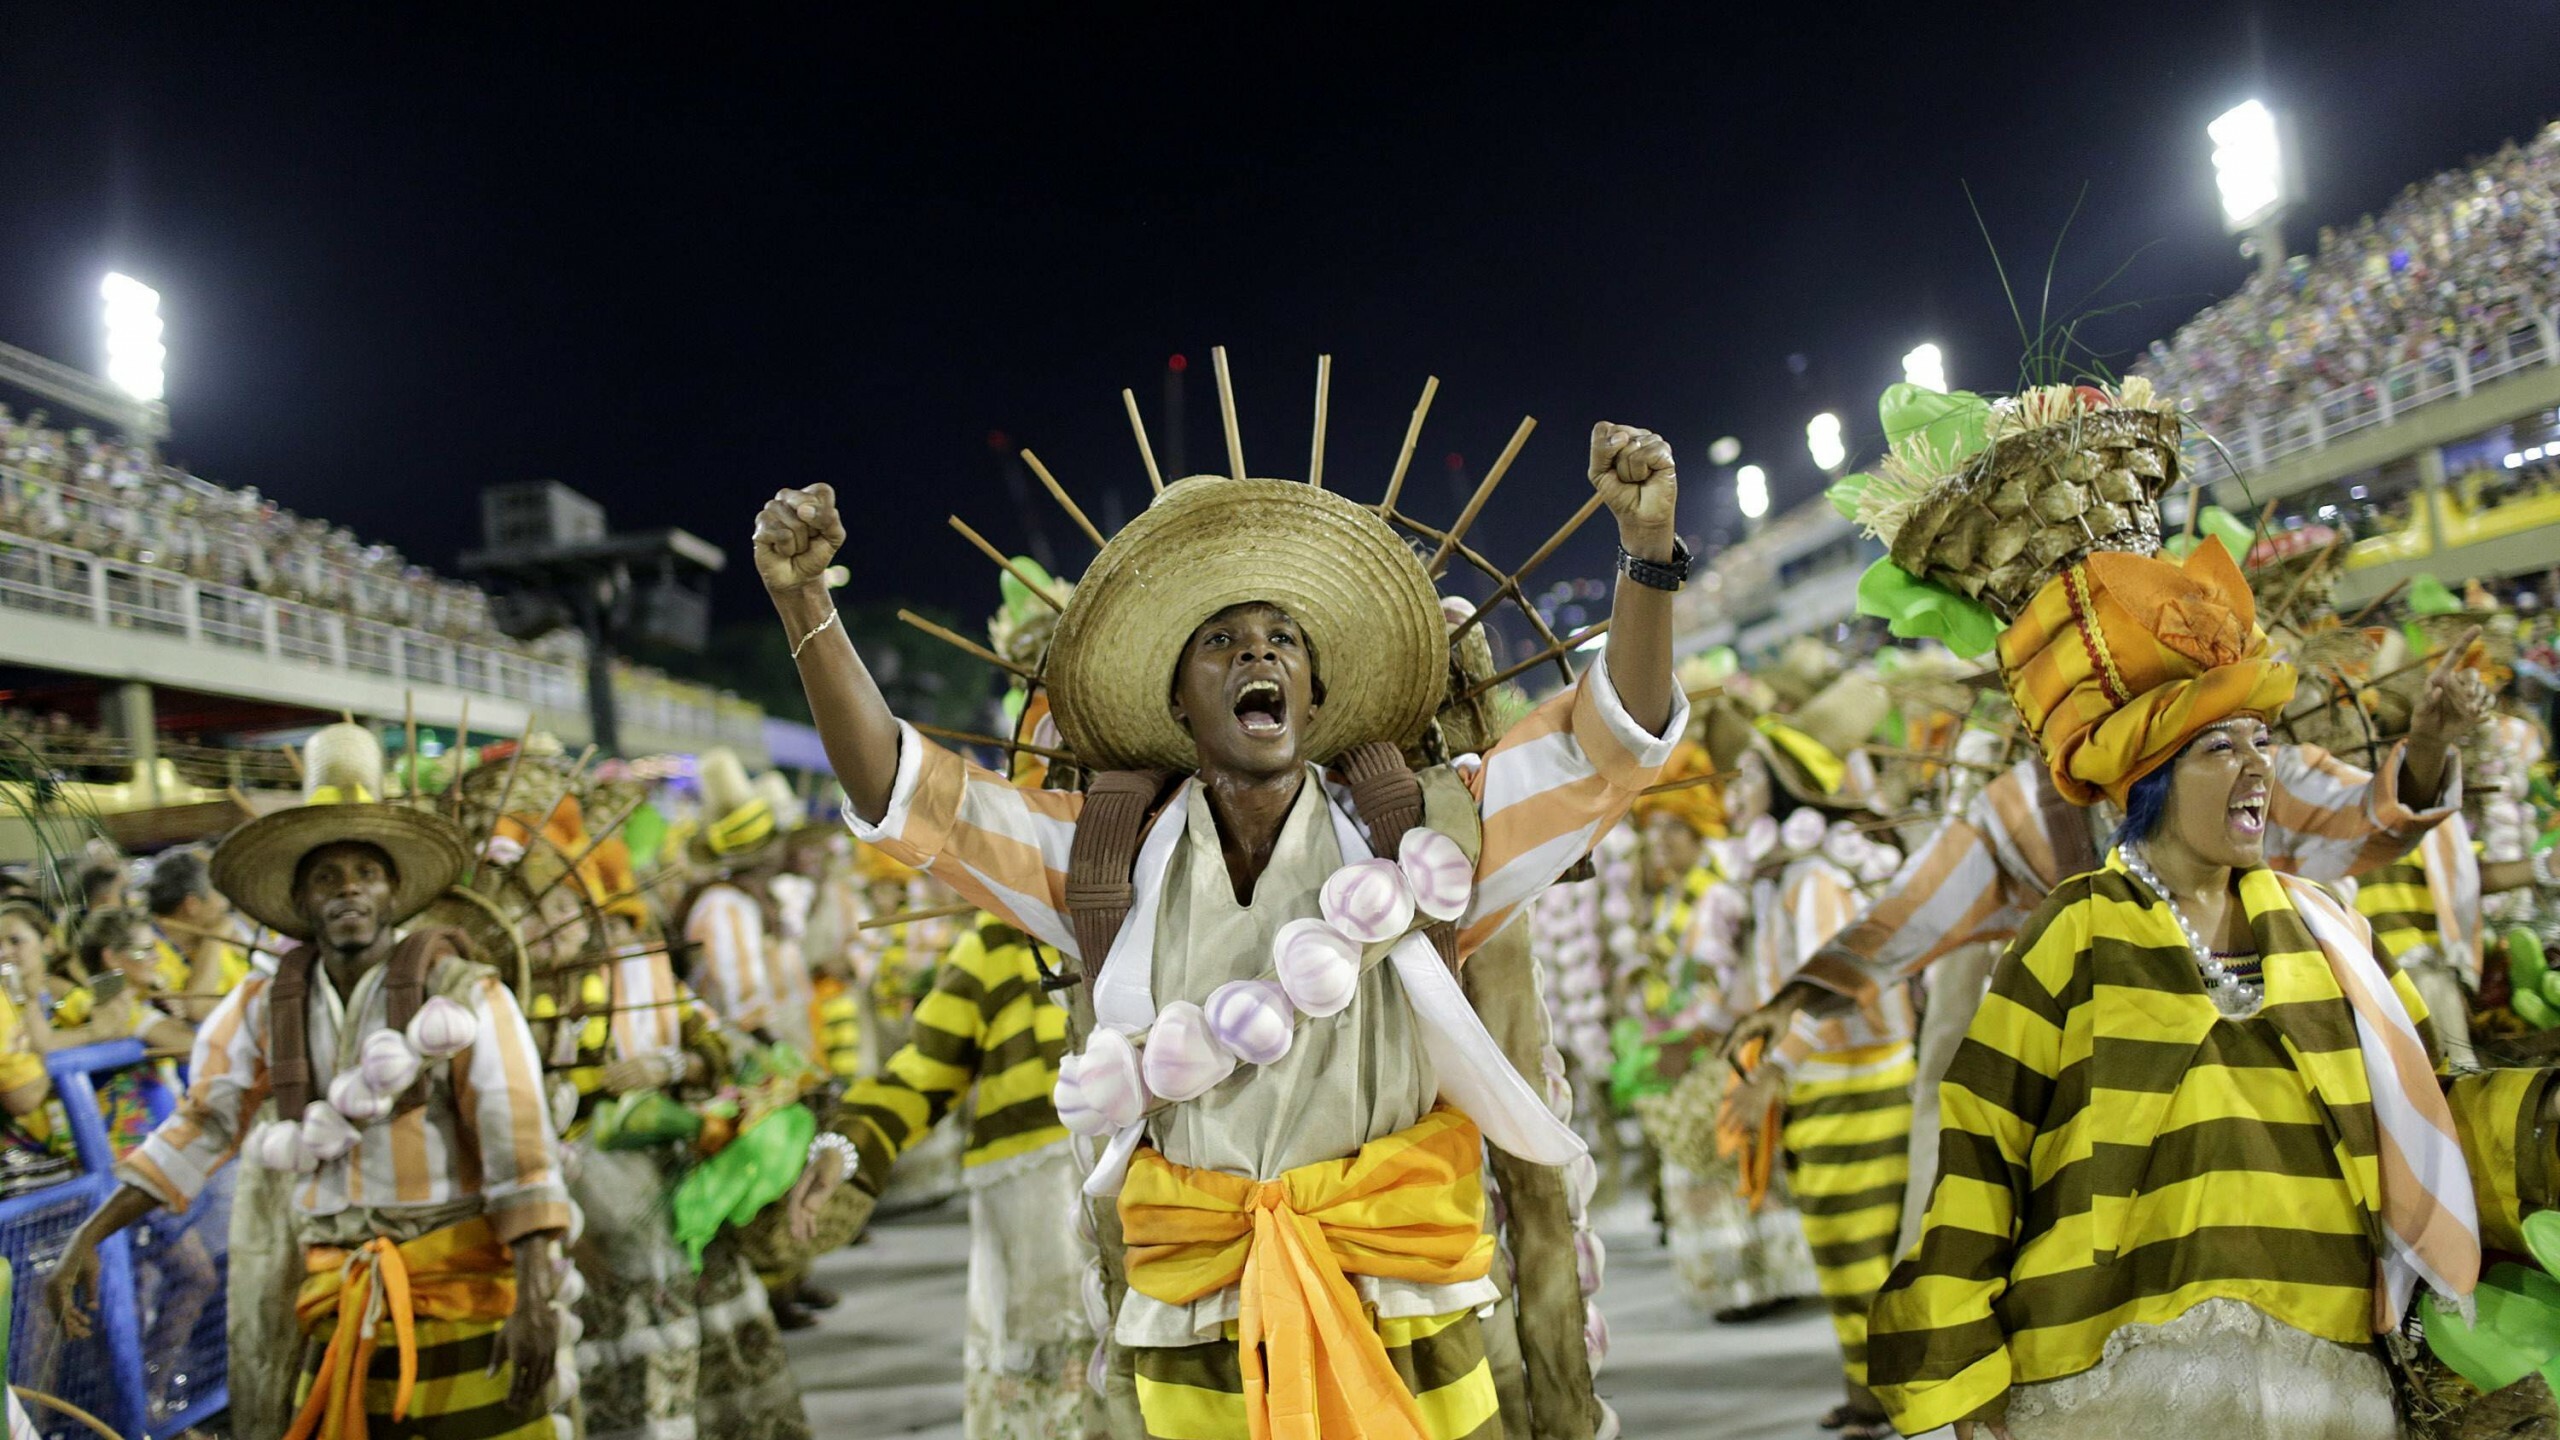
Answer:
[{"left": 786, "top": 1197, "right": 1881, "bottom": 1439}]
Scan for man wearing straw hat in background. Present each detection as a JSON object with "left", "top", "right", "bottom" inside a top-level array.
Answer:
[
  {"left": 43, "top": 722, "right": 573, "bottom": 1440},
  {"left": 758, "top": 364, "right": 1688, "bottom": 1440}
]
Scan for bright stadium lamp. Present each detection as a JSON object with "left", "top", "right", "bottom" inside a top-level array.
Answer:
[
  {"left": 1708, "top": 435, "right": 1742, "bottom": 467},
  {"left": 1902, "top": 343, "right": 1948, "bottom": 394},
  {"left": 1806, "top": 413, "right": 1846, "bottom": 472},
  {"left": 101, "top": 272, "right": 166, "bottom": 402},
  {"left": 1736, "top": 464, "right": 1769, "bottom": 520}
]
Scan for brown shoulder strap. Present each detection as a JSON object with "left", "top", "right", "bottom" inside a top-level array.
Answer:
[
  {"left": 1063, "top": 771, "right": 1175, "bottom": 1025},
  {"left": 267, "top": 944, "right": 316, "bottom": 1118},
  {"left": 2032, "top": 762, "right": 2100, "bottom": 882},
  {"left": 1334, "top": 742, "right": 1459, "bottom": 968}
]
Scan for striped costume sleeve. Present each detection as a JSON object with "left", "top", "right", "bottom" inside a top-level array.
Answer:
[
  {"left": 828, "top": 924, "right": 996, "bottom": 1196},
  {"left": 1798, "top": 763, "right": 2058, "bottom": 1008},
  {"left": 847, "top": 722, "right": 1086, "bottom": 957},
  {"left": 1460, "top": 651, "right": 1686, "bottom": 956},
  {"left": 1868, "top": 881, "right": 2090, "bottom": 1435},
  {"left": 118, "top": 973, "right": 270, "bottom": 1212},
  {"left": 2267, "top": 741, "right": 2460, "bottom": 882},
  {"left": 1764, "top": 862, "right": 1871, "bottom": 1076},
  {"left": 685, "top": 886, "right": 775, "bottom": 1032},
  {"left": 453, "top": 973, "right": 572, "bottom": 1240}
]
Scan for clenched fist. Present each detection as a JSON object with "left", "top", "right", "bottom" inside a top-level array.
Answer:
[
  {"left": 1589, "top": 422, "right": 1678, "bottom": 558},
  {"left": 755, "top": 484, "right": 846, "bottom": 595}
]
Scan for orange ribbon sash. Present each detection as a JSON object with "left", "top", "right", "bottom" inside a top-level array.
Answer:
[
  {"left": 283, "top": 1216, "right": 519, "bottom": 1440},
  {"left": 1118, "top": 1106, "right": 1495, "bottom": 1440}
]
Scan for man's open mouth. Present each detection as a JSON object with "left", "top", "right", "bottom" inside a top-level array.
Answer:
[
  {"left": 2228, "top": 791, "right": 2267, "bottom": 838},
  {"left": 1233, "top": 679, "right": 1287, "bottom": 739}
]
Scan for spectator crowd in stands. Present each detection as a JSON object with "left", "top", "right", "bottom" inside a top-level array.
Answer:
[
  {"left": 0, "top": 407, "right": 517, "bottom": 644},
  {"left": 2143, "top": 120, "right": 2560, "bottom": 435}
]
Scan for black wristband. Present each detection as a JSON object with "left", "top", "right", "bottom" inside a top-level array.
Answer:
[{"left": 1616, "top": 537, "right": 1692, "bottom": 591}]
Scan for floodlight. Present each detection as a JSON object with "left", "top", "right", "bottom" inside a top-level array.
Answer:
[
  {"left": 101, "top": 272, "right": 166, "bottom": 401},
  {"left": 2209, "top": 100, "right": 2284, "bottom": 232},
  {"left": 1902, "top": 343, "right": 1948, "bottom": 394},
  {"left": 1806, "top": 413, "right": 1846, "bottom": 472},
  {"left": 1736, "top": 464, "right": 1769, "bottom": 520},
  {"left": 1708, "top": 435, "right": 1742, "bottom": 466}
]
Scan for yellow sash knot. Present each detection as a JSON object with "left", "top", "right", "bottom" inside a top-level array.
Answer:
[
  {"left": 283, "top": 1216, "right": 518, "bottom": 1440},
  {"left": 1120, "top": 1106, "right": 1495, "bottom": 1440}
]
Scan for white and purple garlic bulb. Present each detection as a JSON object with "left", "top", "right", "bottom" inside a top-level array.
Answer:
[
  {"left": 406, "top": 995, "right": 478, "bottom": 1059},
  {"left": 1320, "top": 858, "right": 1417, "bottom": 944},
  {"left": 1576, "top": 1228, "right": 1607, "bottom": 1295},
  {"left": 248, "top": 1118, "right": 316, "bottom": 1173},
  {"left": 300, "top": 1099, "right": 360, "bottom": 1161},
  {"left": 327, "top": 1067, "right": 392, "bottom": 1123},
  {"left": 1055, "top": 1027, "right": 1147, "bottom": 1137},
  {"left": 1273, "top": 919, "right": 1362, "bottom": 1018},
  {"left": 1140, "top": 1001, "right": 1237, "bottom": 1103},
  {"left": 1203, "top": 979, "right": 1295, "bottom": 1067},
  {"left": 1397, "top": 829, "right": 1472, "bottom": 923},
  {"left": 359, "top": 1028, "right": 423, "bottom": 1095}
]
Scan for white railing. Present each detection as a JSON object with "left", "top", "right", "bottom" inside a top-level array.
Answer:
[
  {"left": 2185, "top": 306, "right": 2560, "bottom": 478},
  {"left": 0, "top": 531, "right": 582, "bottom": 712}
]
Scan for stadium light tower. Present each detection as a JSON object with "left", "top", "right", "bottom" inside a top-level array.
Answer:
[
  {"left": 1736, "top": 463, "right": 1769, "bottom": 523},
  {"left": 1902, "top": 343, "right": 1948, "bottom": 394},
  {"left": 101, "top": 273, "right": 166, "bottom": 402},
  {"left": 2209, "top": 100, "right": 2290, "bottom": 279},
  {"left": 1806, "top": 413, "right": 1846, "bottom": 472}
]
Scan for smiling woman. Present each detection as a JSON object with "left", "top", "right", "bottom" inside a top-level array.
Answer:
[{"left": 1867, "top": 537, "right": 2560, "bottom": 1440}]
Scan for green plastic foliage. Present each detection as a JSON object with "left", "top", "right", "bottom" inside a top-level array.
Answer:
[
  {"left": 2167, "top": 506, "right": 2255, "bottom": 562},
  {"left": 2409, "top": 573, "right": 2463, "bottom": 616},
  {"left": 670, "top": 1103, "right": 816, "bottom": 1268},
  {"left": 1877, "top": 383, "right": 1990, "bottom": 461},
  {"left": 1855, "top": 560, "right": 2004, "bottom": 659}
]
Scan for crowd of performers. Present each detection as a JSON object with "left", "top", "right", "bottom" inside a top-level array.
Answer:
[{"left": 24, "top": 359, "right": 2560, "bottom": 1440}]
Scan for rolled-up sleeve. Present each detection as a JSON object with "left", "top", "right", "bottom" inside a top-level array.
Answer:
[
  {"left": 456, "top": 975, "right": 571, "bottom": 1241},
  {"left": 846, "top": 721, "right": 1084, "bottom": 957},
  {"left": 119, "top": 975, "right": 269, "bottom": 1212},
  {"left": 1462, "top": 652, "right": 1686, "bottom": 956},
  {"left": 2269, "top": 741, "right": 2462, "bottom": 882}
]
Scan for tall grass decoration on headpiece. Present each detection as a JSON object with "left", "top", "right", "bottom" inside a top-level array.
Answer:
[{"left": 0, "top": 724, "right": 111, "bottom": 914}]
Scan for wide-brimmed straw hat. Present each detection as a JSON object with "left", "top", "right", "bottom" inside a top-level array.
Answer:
[
  {"left": 686, "top": 747, "right": 782, "bottom": 869},
  {"left": 212, "top": 723, "right": 467, "bottom": 941},
  {"left": 1044, "top": 475, "right": 1446, "bottom": 773}
]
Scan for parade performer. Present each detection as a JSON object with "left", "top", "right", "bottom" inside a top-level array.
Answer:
[
  {"left": 1835, "top": 380, "right": 2555, "bottom": 1439},
  {"left": 43, "top": 722, "right": 573, "bottom": 1440},
  {"left": 759, "top": 393, "right": 1686, "bottom": 1439},
  {"left": 786, "top": 911, "right": 1100, "bottom": 1438},
  {"left": 682, "top": 748, "right": 813, "bottom": 1051}
]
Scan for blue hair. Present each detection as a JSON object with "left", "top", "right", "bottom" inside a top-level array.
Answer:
[{"left": 2112, "top": 764, "right": 2174, "bottom": 852}]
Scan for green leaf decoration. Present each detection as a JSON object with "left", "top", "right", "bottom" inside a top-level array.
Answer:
[
  {"left": 998, "top": 556, "right": 1059, "bottom": 625},
  {"left": 1877, "top": 384, "right": 1990, "bottom": 462},
  {"left": 1828, "top": 473, "right": 1871, "bottom": 521},
  {"left": 1854, "top": 558, "right": 2004, "bottom": 658},
  {"left": 2168, "top": 506, "right": 2256, "bottom": 561},
  {"left": 2409, "top": 572, "right": 2463, "bottom": 616}
]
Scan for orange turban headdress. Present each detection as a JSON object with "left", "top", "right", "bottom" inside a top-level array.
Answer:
[
  {"left": 1629, "top": 741, "right": 1724, "bottom": 837},
  {"left": 1998, "top": 537, "right": 2296, "bottom": 806}
]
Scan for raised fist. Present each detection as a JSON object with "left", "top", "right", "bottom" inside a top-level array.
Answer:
[
  {"left": 1588, "top": 422, "right": 1679, "bottom": 550},
  {"left": 755, "top": 484, "right": 846, "bottom": 594}
]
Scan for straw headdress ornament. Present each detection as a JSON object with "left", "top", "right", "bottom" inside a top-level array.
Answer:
[{"left": 213, "top": 722, "right": 468, "bottom": 941}]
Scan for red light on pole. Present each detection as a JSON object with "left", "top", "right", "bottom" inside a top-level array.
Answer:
[{"left": 1167, "top": 354, "right": 1189, "bottom": 374}]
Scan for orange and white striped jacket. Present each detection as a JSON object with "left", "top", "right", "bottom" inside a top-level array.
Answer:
[
  {"left": 1757, "top": 856, "right": 1915, "bottom": 1074},
  {"left": 118, "top": 954, "right": 570, "bottom": 1242},
  {"left": 1796, "top": 742, "right": 2459, "bottom": 1013},
  {"left": 685, "top": 883, "right": 812, "bottom": 1041},
  {"left": 849, "top": 652, "right": 1685, "bottom": 965}
]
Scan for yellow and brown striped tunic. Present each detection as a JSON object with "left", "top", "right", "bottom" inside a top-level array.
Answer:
[
  {"left": 826, "top": 915, "right": 1070, "bottom": 1195},
  {"left": 1868, "top": 856, "right": 2554, "bottom": 1435}
]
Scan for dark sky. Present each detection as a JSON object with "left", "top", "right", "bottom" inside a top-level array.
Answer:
[{"left": 0, "top": 3, "right": 2551, "bottom": 644}]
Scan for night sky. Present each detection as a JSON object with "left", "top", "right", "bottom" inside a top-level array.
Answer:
[{"left": 0, "top": 4, "right": 2550, "bottom": 641}]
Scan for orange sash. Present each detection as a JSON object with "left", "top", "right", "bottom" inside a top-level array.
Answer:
[
  {"left": 283, "top": 1215, "right": 518, "bottom": 1440},
  {"left": 1118, "top": 1107, "right": 1495, "bottom": 1440}
]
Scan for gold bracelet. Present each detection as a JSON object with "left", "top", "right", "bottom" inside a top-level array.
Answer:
[{"left": 790, "top": 608, "right": 841, "bottom": 660}]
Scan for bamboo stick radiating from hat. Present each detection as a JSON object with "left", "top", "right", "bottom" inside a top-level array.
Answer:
[
  {"left": 1425, "top": 417, "right": 1537, "bottom": 579},
  {"left": 1122, "top": 388, "right": 1165, "bottom": 495},
  {"left": 1212, "top": 345, "right": 1246, "bottom": 482},
  {"left": 897, "top": 609, "right": 1039, "bottom": 682},
  {"left": 1020, "top": 449, "right": 1105, "bottom": 550},
  {"left": 1446, "top": 491, "right": 1609, "bottom": 646},
  {"left": 947, "top": 516, "right": 1066, "bottom": 612},
  {"left": 913, "top": 721, "right": 1075, "bottom": 764},
  {"left": 1379, "top": 375, "right": 1439, "bottom": 515},
  {"left": 1308, "top": 354, "right": 1331, "bottom": 489},
  {"left": 1460, "top": 619, "right": 1610, "bottom": 701}
]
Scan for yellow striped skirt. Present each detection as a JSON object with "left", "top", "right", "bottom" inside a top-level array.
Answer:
[
  {"left": 1782, "top": 1042, "right": 1916, "bottom": 1389},
  {"left": 1133, "top": 1308, "right": 1502, "bottom": 1440}
]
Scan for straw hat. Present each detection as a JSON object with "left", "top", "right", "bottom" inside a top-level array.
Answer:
[
  {"left": 211, "top": 723, "right": 467, "bottom": 941},
  {"left": 687, "top": 747, "right": 779, "bottom": 867},
  {"left": 1043, "top": 475, "right": 1446, "bottom": 773}
]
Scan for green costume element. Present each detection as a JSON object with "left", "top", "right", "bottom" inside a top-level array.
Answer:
[
  {"left": 1831, "top": 384, "right": 2004, "bottom": 657},
  {"left": 2424, "top": 1212, "right": 2560, "bottom": 1395},
  {"left": 671, "top": 1102, "right": 815, "bottom": 1268}
]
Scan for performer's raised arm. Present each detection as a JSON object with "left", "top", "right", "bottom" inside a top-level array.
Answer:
[
  {"left": 757, "top": 483, "right": 904, "bottom": 822},
  {"left": 1589, "top": 421, "right": 1682, "bottom": 737}
]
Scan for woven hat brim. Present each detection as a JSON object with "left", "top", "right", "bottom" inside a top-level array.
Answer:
[
  {"left": 211, "top": 804, "right": 468, "bottom": 941},
  {"left": 1045, "top": 477, "right": 1447, "bottom": 773}
]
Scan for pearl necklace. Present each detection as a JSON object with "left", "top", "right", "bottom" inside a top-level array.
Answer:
[{"left": 2121, "top": 844, "right": 2262, "bottom": 1017}]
